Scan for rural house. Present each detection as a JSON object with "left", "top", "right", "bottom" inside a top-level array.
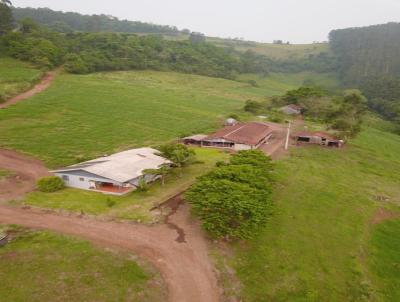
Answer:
[
  {"left": 52, "top": 148, "right": 171, "bottom": 195},
  {"left": 280, "top": 104, "right": 302, "bottom": 115},
  {"left": 183, "top": 122, "right": 273, "bottom": 150},
  {"left": 294, "top": 131, "right": 344, "bottom": 148}
]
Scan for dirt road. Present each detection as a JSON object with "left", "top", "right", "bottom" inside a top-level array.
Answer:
[
  {"left": 0, "top": 71, "right": 55, "bottom": 109},
  {"left": 0, "top": 149, "right": 50, "bottom": 202},
  {"left": 0, "top": 199, "right": 220, "bottom": 302}
]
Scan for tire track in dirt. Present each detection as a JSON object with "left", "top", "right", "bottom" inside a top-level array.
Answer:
[{"left": 0, "top": 203, "right": 220, "bottom": 302}]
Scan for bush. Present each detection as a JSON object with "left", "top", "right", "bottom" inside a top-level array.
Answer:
[
  {"left": 186, "top": 150, "right": 273, "bottom": 240},
  {"left": 37, "top": 176, "right": 64, "bottom": 192}
]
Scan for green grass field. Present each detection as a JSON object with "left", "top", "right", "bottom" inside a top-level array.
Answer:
[
  {"left": 207, "top": 37, "right": 329, "bottom": 60},
  {"left": 0, "top": 67, "right": 321, "bottom": 167},
  {"left": 0, "top": 226, "right": 165, "bottom": 302},
  {"left": 19, "top": 148, "right": 228, "bottom": 221},
  {"left": 0, "top": 57, "right": 43, "bottom": 102},
  {"left": 231, "top": 126, "right": 400, "bottom": 301},
  {"left": 369, "top": 219, "right": 400, "bottom": 301}
]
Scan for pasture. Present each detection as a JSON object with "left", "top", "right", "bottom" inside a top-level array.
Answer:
[
  {"left": 0, "top": 68, "right": 322, "bottom": 167},
  {"left": 208, "top": 37, "right": 330, "bottom": 60},
  {"left": 232, "top": 126, "right": 400, "bottom": 301},
  {"left": 0, "top": 226, "right": 165, "bottom": 302},
  {"left": 0, "top": 57, "right": 43, "bottom": 102}
]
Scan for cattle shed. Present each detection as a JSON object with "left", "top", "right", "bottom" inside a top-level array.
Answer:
[
  {"left": 295, "top": 131, "right": 344, "bottom": 148},
  {"left": 183, "top": 122, "right": 273, "bottom": 151}
]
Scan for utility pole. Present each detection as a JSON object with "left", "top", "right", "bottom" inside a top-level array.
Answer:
[{"left": 285, "top": 121, "right": 291, "bottom": 150}]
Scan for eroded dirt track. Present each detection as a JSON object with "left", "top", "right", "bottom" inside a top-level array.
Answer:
[
  {"left": 0, "top": 149, "right": 50, "bottom": 202},
  {"left": 0, "top": 202, "right": 220, "bottom": 302},
  {"left": 0, "top": 71, "right": 55, "bottom": 109}
]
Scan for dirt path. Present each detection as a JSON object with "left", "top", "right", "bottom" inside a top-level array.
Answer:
[
  {"left": 0, "top": 71, "right": 55, "bottom": 109},
  {"left": 0, "top": 201, "right": 220, "bottom": 302},
  {"left": 0, "top": 149, "right": 220, "bottom": 302},
  {"left": 0, "top": 149, "right": 50, "bottom": 202},
  {"left": 370, "top": 208, "right": 400, "bottom": 225}
]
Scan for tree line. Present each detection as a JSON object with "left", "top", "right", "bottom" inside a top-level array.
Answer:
[
  {"left": 329, "top": 23, "right": 400, "bottom": 127},
  {"left": 11, "top": 7, "right": 185, "bottom": 35}
]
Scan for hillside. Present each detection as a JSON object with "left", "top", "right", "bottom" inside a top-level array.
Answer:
[
  {"left": 0, "top": 64, "right": 325, "bottom": 167},
  {"left": 12, "top": 7, "right": 184, "bottom": 35},
  {"left": 0, "top": 57, "right": 43, "bottom": 102},
  {"left": 231, "top": 125, "right": 400, "bottom": 301},
  {"left": 208, "top": 37, "right": 329, "bottom": 60}
]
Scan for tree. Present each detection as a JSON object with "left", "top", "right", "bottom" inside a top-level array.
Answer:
[
  {"left": 143, "top": 164, "right": 171, "bottom": 186},
  {"left": 157, "top": 143, "right": 195, "bottom": 169},
  {"left": 186, "top": 150, "right": 274, "bottom": 240},
  {"left": 0, "top": 0, "right": 13, "bottom": 35}
]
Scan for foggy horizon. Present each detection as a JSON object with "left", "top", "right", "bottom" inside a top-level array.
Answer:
[{"left": 11, "top": 0, "right": 400, "bottom": 44}]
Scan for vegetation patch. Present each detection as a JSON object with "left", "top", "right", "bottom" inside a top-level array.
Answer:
[
  {"left": 186, "top": 150, "right": 274, "bottom": 240},
  {"left": 0, "top": 226, "right": 165, "bottom": 302},
  {"left": 37, "top": 176, "right": 65, "bottom": 192},
  {"left": 0, "top": 168, "right": 14, "bottom": 180}
]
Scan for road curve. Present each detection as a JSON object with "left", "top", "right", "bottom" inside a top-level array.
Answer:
[
  {"left": 0, "top": 70, "right": 55, "bottom": 109},
  {"left": 0, "top": 201, "right": 221, "bottom": 302}
]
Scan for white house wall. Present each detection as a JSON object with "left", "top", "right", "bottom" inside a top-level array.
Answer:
[
  {"left": 233, "top": 143, "right": 252, "bottom": 151},
  {"left": 54, "top": 170, "right": 121, "bottom": 190}
]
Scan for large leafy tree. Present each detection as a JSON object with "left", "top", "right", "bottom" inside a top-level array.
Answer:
[
  {"left": 0, "top": 0, "right": 13, "bottom": 35},
  {"left": 186, "top": 150, "right": 274, "bottom": 240}
]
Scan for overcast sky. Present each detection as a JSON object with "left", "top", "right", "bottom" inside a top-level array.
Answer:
[{"left": 11, "top": 0, "right": 400, "bottom": 43}]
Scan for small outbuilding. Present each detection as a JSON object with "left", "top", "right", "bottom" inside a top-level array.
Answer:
[
  {"left": 224, "top": 118, "right": 238, "bottom": 126},
  {"left": 280, "top": 104, "right": 302, "bottom": 115},
  {"left": 294, "top": 131, "right": 344, "bottom": 148},
  {"left": 52, "top": 148, "right": 171, "bottom": 195},
  {"left": 182, "top": 134, "right": 208, "bottom": 146}
]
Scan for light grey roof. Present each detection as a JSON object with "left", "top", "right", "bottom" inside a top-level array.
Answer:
[
  {"left": 52, "top": 148, "right": 171, "bottom": 183},
  {"left": 183, "top": 134, "right": 208, "bottom": 141}
]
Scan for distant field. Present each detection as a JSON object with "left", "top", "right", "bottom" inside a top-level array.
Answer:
[
  {"left": 207, "top": 37, "right": 330, "bottom": 60},
  {"left": 0, "top": 57, "right": 43, "bottom": 102},
  {"left": 0, "top": 226, "right": 164, "bottom": 301},
  {"left": 232, "top": 126, "right": 400, "bottom": 301},
  {"left": 0, "top": 68, "right": 320, "bottom": 167}
]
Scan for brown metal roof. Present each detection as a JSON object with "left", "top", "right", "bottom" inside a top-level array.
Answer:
[
  {"left": 295, "top": 131, "right": 338, "bottom": 141},
  {"left": 206, "top": 122, "right": 272, "bottom": 146}
]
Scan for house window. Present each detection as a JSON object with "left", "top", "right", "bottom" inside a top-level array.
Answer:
[
  {"left": 62, "top": 175, "right": 69, "bottom": 181},
  {"left": 79, "top": 177, "right": 85, "bottom": 181}
]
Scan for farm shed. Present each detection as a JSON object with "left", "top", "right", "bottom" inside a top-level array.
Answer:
[
  {"left": 182, "top": 134, "right": 208, "bottom": 146},
  {"left": 295, "top": 131, "right": 344, "bottom": 148},
  {"left": 200, "top": 122, "right": 273, "bottom": 151},
  {"left": 280, "top": 104, "right": 302, "bottom": 115},
  {"left": 52, "top": 148, "right": 171, "bottom": 195}
]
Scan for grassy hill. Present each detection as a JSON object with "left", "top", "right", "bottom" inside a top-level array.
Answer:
[
  {"left": 207, "top": 37, "right": 329, "bottom": 60},
  {"left": 0, "top": 63, "right": 331, "bottom": 167},
  {"left": 0, "top": 57, "right": 43, "bottom": 102},
  {"left": 230, "top": 126, "right": 400, "bottom": 301}
]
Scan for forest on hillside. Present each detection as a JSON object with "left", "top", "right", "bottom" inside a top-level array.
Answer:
[
  {"left": 330, "top": 23, "right": 400, "bottom": 125},
  {"left": 12, "top": 7, "right": 185, "bottom": 35}
]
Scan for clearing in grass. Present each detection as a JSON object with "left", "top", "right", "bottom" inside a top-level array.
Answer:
[{"left": 0, "top": 226, "right": 165, "bottom": 302}]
